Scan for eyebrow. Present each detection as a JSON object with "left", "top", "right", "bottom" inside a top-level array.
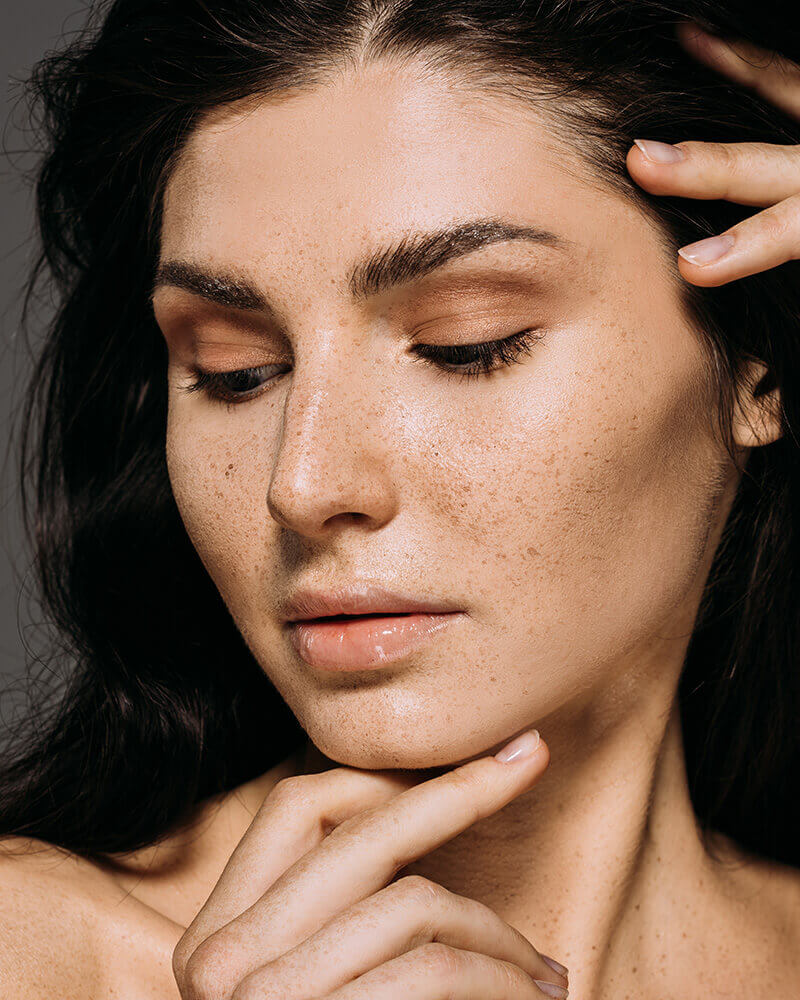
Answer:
[{"left": 150, "top": 217, "right": 569, "bottom": 312}]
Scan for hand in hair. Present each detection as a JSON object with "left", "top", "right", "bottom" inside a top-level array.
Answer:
[{"left": 626, "top": 20, "right": 800, "bottom": 288}]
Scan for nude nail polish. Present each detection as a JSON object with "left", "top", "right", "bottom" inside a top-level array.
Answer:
[
  {"left": 540, "top": 953, "right": 569, "bottom": 977},
  {"left": 494, "top": 729, "right": 540, "bottom": 762},
  {"left": 533, "top": 980, "right": 569, "bottom": 998},
  {"left": 633, "top": 139, "right": 685, "bottom": 163},
  {"left": 678, "top": 232, "right": 735, "bottom": 265}
]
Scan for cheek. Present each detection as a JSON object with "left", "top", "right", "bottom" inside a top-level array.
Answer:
[
  {"left": 411, "top": 314, "right": 724, "bottom": 684},
  {"left": 165, "top": 401, "right": 271, "bottom": 608}
]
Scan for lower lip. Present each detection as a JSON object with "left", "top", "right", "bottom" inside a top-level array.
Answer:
[{"left": 287, "top": 612, "right": 462, "bottom": 670}]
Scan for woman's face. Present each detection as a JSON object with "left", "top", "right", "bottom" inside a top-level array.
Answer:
[{"left": 154, "top": 58, "right": 737, "bottom": 768}]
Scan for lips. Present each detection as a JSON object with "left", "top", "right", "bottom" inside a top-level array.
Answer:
[
  {"left": 287, "top": 611, "right": 463, "bottom": 670},
  {"left": 302, "top": 611, "right": 414, "bottom": 622},
  {"left": 282, "top": 582, "right": 462, "bottom": 624}
]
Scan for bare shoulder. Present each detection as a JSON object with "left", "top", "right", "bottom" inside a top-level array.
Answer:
[
  {"left": 0, "top": 835, "right": 181, "bottom": 999},
  {"left": 741, "top": 852, "right": 800, "bottom": 988},
  {"left": 707, "top": 833, "right": 800, "bottom": 994},
  {"left": 751, "top": 853, "right": 800, "bottom": 940},
  {"left": 0, "top": 836, "right": 107, "bottom": 998},
  {"left": 0, "top": 758, "right": 299, "bottom": 998},
  {"left": 717, "top": 834, "right": 800, "bottom": 935}
]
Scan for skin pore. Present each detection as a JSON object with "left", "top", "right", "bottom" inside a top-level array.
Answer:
[{"left": 136, "top": 54, "right": 800, "bottom": 998}]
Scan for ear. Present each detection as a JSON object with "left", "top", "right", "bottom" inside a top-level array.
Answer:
[{"left": 731, "top": 358, "right": 783, "bottom": 449}]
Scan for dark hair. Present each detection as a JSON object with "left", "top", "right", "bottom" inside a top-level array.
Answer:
[{"left": 2, "top": 0, "right": 799, "bottom": 865}]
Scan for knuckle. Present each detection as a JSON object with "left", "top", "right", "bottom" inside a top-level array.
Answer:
[
  {"left": 702, "top": 142, "right": 800, "bottom": 199},
  {"left": 734, "top": 142, "right": 791, "bottom": 177},
  {"left": 230, "top": 963, "right": 281, "bottom": 1000},
  {"left": 172, "top": 931, "right": 204, "bottom": 992},
  {"left": 675, "top": 139, "right": 722, "bottom": 164},
  {"left": 681, "top": 142, "right": 748, "bottom": 198},
  {"left": 446, "top": 764, "right": 480, "bottom": 795},
  {"left": 787, "top": 192, "right": 800, "bottom": 217},
  {"left": 759, "top": 204, "right": 794, "bottom": 243},
  {"left": 394, "top": 873, "right": 447, "bottom": 909},
  {"left": 230, "top": 982, "right": 264, "bottom": 1000},
  {"left": 498, "top": 956, "right": 527, "bottom": 992},
  {"left": 415, "top": 941, "right": 464, "bottom": 981},
  {"left": 710, "top": 142, "right": 741, "bottom": 195},
  {"left": 269, "top": 773, "right": 316, "bottom": 807},
  {"left": 768, "top": 142, "right": 800, "bottom": 166},
  {"left": 181, "top": 937, "right": 227, "bottom": 999},
  {"left": 172, "top": 937, "right": 192, "bottom": 982}
]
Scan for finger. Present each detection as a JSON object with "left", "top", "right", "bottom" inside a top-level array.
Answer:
[
  {"left": 627, "top": 140, "right": 800, "bottom": 207},
  {"left": 675, "top": 193, "right": 800, "bottom": 286},
  {"left": 233, "top": 874, "right": 568, "bottom": 999},
  {"left": 188, "top": 731, "right": 548, "bottom": 991},
  {"left": 299, "top": 943, "right": 567, "bottom": 1000},
  {"left": 676, "top": 21, "right": 800, "bottom": 120},
  {"left": 173, "top": 767, "right": 422, "bottom": 986}
]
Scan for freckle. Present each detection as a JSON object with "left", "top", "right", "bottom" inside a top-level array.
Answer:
[{"left": 526, "top": 546, "right": 539, "bottom": 558}]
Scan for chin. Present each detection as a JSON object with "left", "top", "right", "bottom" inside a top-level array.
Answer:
[{"left": 299, "top": 712, "right": 503, "bottom": 773}]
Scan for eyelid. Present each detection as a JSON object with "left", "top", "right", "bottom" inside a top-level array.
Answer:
[
  {"left": 172, "top": 334, "right": 287, "bottom": 371},
  {"left": 158, "top": 311, "right": 286, "bottom": 359},
  {"left": 410, "top": 312, "right": 538, "bottom": 342}
]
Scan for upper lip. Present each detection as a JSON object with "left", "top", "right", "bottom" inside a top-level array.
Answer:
[{"left": 282, "top": 582, "right": 463, "bottom": 623}]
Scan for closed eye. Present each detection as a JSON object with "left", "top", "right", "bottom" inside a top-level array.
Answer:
[{"left": 180, "top": 327, "right": 545, "bottom": 404}]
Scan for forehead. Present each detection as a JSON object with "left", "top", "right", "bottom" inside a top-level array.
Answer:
[{"left": 160, "top": 58, "right": 642, "bottom": 273}]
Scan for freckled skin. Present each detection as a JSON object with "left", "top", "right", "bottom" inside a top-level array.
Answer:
[{"left": 153, "top": 59, "right": 797, "bottom": 1000}]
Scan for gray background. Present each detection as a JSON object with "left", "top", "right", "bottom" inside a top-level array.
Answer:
[{"left": 1, "top": 1, "right": 89, "bottom": 732}]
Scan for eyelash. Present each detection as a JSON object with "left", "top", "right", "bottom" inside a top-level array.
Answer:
[{"left": 182, "top": 328, "right": 544, "bottom": 404}]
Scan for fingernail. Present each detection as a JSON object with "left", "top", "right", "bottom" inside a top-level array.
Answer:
[
  {"left": 540, "top": 954, "right": 569, "bottom": 977},
  {"left": 678, "top": 232, "right": 735, "bottom": 265},
  {"left": 533, "top": 981, "right": 569, "bottom": 999},
  {"left": 633, "top": 139, "right": 685, "bottom": 163},
  {"left": 494, "top": 729, "right": 540, "bottom": 763}
]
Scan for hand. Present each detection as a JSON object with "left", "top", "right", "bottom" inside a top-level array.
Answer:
[
  {"left": 626, "top": 21, "right": 800, "bottom": 287},
  {"left": 171, "top": 729, "right": 570, "bottom": 1000}
]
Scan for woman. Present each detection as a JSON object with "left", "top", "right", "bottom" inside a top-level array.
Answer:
[{"left": 1, "top": 2, "right": 799, "bottom": 997}]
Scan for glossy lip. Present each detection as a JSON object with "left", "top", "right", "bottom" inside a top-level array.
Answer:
[
  {"left": 281, "top": 582, "right": 463, "bottom": 623},
  {"left": 287, "top": 611, "right": 464, "bottom": 670}
]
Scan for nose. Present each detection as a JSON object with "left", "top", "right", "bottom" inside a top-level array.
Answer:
[{"left": 266, "top": 338, "right": 398, "bottom": 538}]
